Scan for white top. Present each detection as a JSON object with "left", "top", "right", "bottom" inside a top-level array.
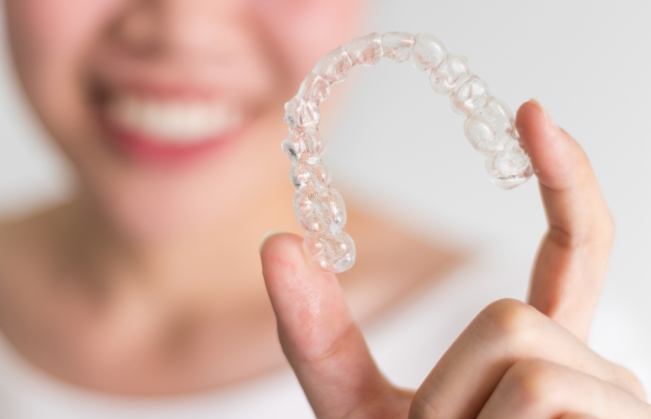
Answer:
[{"left": 1, "top": 243, "right": 649, "bottom": 419}]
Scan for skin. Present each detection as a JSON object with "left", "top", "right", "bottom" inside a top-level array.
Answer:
[
  {"left": 0, "top": 0, "right": 462, "bottom": 395},
  {"left": 260, "top": 101, "right": 651, "bottom": 418},
  {"left": 0, "top": 0, "right": 647, "bottom": 415}
]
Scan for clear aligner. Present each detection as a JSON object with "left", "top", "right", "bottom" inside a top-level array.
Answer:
[{"left": 282, "top": 31, "right": 534, "bottom": 274}]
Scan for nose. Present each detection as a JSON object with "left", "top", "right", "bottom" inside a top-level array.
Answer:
[{"left": 112, "top": 0, "right": 246, "bottom": 61}]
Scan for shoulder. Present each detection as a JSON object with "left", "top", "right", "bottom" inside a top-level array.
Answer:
[
  {"left": 0, "top": 205, "right": 64, "bottom": 299},
  {"left": 0, "top": 213, "right": 26, "bottom": 333},
  {"left": 0, "top": 205, "right": 68, "bottom": 339},
  {"left": 0, "top": 212, "right": 26, "bottom": 267},
  {"left": 0, "top": 207, "right": 51, "bottom": 261},
  {"left": 339, "top": 201, "right": 472, "bottom": 320}
]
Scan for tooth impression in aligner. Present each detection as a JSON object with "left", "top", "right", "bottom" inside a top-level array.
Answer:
[{"left": 282, "top": 31, "right": 534, "bottom": 274}]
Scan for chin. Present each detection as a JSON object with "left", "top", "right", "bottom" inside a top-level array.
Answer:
[{"left": 89, "top": 176, "right": 222, "bottom": 244}]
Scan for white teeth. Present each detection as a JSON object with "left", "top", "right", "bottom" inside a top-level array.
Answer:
[{"left": 106, "top": 94, "right": 242, "bottom": 144}]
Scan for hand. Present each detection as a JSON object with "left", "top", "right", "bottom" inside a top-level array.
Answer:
[{"left": 259, "top": 100, "right": 649, "bottom": 418}]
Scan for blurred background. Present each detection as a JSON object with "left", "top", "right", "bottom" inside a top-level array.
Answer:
[{"left": 1, "top": 0, "right": 650, "bottom": 390}]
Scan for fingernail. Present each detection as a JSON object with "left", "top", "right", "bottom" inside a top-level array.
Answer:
[
  {"left": 529, "top": 98, "right": 558, "bottom": 130},
  {"left": 259, "top": 229, "right": 282, "bottom": 252}
]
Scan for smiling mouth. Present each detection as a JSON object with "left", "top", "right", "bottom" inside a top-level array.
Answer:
[{"left": 93, "top": 81, "right": 247, "bottom": 163}]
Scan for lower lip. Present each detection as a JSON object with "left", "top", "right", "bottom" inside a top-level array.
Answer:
[{"left": 98, "top": 114, "right": 242, "bottom": 165}]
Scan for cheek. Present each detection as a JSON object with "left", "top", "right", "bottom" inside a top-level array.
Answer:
[
  {"left": 7, "top": 0, "right": 119, "bottom": 76},
  {"left": 253, "top": 0, "right": 366, "bottom": 84},
  {"left": 6, "top": 0, "right": 121, "bottom": 143}
]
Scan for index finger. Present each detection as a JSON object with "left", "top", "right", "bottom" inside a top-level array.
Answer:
[{"left": 516, "top": 100, "right": 614, "bottom": 340}]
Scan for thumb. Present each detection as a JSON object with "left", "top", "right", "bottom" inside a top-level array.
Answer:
[{"left": 260, "top": 233, "right": 401, "bottom": 419}]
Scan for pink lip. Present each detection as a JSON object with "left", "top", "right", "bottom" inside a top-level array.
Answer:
[
  {"left": 99, "top": 115, "right": 242, "bottom": 165},
  {"left": 90, "top": 74, "right": 246, "bottom": 164}
]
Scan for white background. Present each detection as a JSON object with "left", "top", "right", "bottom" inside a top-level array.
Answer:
[{"left": 1, "top": 0, "right": 650, "bottom": 390}]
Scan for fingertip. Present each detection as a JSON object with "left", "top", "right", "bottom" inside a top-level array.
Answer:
[
  {"left": 515, "top": 99, "right": 561, "bottom": 153},
  {"left": 516, "top": 99, "right": 578, "bottom": 189},
  {"left": 259, "top": 232, "right": 306, "bottom": 293},
  {"left": 259, "top": 231, "right": 339, "bottom": 324},
  {"left": 259, "top": 232, "right": 303, "bottom": 267},
  {"left": 516, "top": 99, "right": 554, "bottom": 132},
  {"left": 259, "top": 232, "right": 357, "bottom": 366}
]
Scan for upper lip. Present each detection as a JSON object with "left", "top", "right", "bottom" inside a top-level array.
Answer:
[
  {"left": 92, "top": 76, "right": 226, "bottom": 104},
  {"left": 87, "top": 43, "right": 264, "bottom": 116},
  {"left": 88, "top": 55, "right": 229, "bottom": 104}
]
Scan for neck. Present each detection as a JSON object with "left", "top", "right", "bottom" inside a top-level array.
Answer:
[{"left": 60, "top": 173, "right": 297, "bottom": 310}]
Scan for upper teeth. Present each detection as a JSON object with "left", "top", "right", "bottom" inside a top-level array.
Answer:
[{"left": 107, "top": 94, "right": 242, "bottom": 144}]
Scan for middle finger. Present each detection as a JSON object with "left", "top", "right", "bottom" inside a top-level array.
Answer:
[{"left": 408, "top": 299, "right": 643, "bottom": 419}]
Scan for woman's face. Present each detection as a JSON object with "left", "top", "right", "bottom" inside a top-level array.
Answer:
[{"left": 4, "top": 0, "right": 364, "bottom": 240}]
